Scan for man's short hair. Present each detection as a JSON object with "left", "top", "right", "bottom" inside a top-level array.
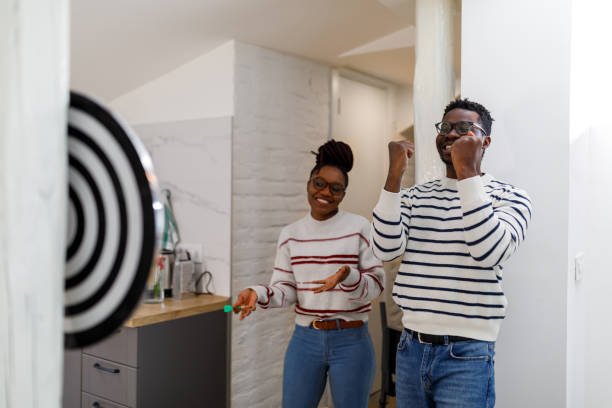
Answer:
[{"left": 443, "top": 98, "right": 494, "bottom": 136}]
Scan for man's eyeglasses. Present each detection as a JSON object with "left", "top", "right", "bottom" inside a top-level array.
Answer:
[
  {"left": 310, "top": 177, "right": 346, "bottom": 195},
  {"left": 435, "top": 121, "right": 487, "bottom": 136}
]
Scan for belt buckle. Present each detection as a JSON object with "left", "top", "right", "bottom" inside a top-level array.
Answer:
[
  {"left": 417, "top": 332, "right": 431, "bottom": 344},
  {"left": 312, "top": 319, "right": 323, "bottom": 330}
]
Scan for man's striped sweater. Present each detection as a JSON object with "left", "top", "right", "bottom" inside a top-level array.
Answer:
[
  {"left": 250, "top": 211, "right": 385, "bottom": 327},
  {"left": 371, "top": 174, "right": 532, "bottom": 341}
]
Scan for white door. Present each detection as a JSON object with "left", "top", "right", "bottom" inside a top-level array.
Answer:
[{"left": 333, "top": 75, "right": 389, "bottom": 220}]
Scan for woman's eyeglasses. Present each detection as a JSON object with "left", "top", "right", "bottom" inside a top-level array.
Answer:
[
  {"left": 310, "top": 177, "right": 346, "bottom": 195},
  {"left": 435, "top": 121, "right": 487, "bottom": 136}
]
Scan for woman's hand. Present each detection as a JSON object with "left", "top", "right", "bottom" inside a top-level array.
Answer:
[
  {"left": 312, "top": 266, "right": 351, "bottom": 294},
  {"left": 232, "top": 288, "right": 258, "bottom": 320}
]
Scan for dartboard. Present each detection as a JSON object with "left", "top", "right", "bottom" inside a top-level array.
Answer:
[{"left": 65, "top": 91, "right": 162, "bottom": 348}]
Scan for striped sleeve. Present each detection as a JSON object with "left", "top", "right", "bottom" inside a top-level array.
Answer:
[
  {"left": 457, "top": 176, "right": 532, "bottom": 268},
  {"left": 339, "top": 223, "right": 385, "bottom": 301},
  {"left": 249, "top": 229, "right": 297, "bottom": 309},
  {"left": 371, "top": 188, "right": 410, "bottom": 261}
]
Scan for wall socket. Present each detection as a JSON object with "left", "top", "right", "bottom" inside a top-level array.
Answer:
[{"left": 176, "top": 243, "right": 203, "bottom": 263}]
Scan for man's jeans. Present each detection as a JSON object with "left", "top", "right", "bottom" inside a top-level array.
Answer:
[
  {"left": 282, "top": 322, "right": 376, "bottom": 408},
  {"left": 396, "top": 329, "right": 496, "bottom": 408}
]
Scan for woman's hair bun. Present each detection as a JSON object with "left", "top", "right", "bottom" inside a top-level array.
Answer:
[{"left": 312, "top": 139, "right": 353, "bottom": 174}]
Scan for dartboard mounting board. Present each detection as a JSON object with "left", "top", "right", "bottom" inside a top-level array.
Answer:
[{"left": 65, "top": 91, "right": 162, "bottom": 348}]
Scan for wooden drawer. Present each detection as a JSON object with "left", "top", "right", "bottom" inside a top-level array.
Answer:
[
  {"left": 83, "top": 327, "right": 138, "bottom": 367},
  {"left": 81, "top": 392, "right": 130, "bottom": 408},
  {"left": 82, "top": 355, "right": 137, "bottom": 407}
]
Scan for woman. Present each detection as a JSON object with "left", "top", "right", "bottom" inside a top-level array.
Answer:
[{"left": 232, "top": 140, "right": 385, "bottom": 408}]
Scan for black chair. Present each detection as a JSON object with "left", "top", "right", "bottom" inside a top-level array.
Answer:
[{"left": 379, "top": 302, "right": 402, "bottom": 407}]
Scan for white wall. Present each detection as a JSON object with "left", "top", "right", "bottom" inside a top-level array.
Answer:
[
  {"left": 569, "top": 2, "right": 612, "bottom": 406},
  {"left": 0, "top": 1, "right": 68, "bottom": 407},
  {"left": 107, "top": 42, "right": 235, "bottom": 297},
  {"left": 413, "top": 0, "right": 457, "bottom": 184},
  {"left": 462, "top": 1, "right": 570, "bottom": 407},
  {"left": 109, "top": 41, "right": 235, "bottom": 124},
  {"left": 134, "top": 117, "right": 232, "bottom": 297},
  {"left": 231, "top": 42, "right": 330, "bottom": 408}
]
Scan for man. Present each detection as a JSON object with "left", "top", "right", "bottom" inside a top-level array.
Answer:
[{"left": 371, "top": 98, "right": 531, "bottom": 407}]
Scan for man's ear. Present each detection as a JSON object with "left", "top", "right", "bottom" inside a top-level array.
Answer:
[{"left": 482, "top": 135, "right": 491, "bottom": 150}]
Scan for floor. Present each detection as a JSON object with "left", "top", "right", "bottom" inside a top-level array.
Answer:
[{"left": 368, "top": 391, "right": 396, "bottom": 408}]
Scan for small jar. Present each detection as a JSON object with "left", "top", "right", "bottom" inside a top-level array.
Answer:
[{"left": 143, "top": 255, "right": 166, "bottom": 303}]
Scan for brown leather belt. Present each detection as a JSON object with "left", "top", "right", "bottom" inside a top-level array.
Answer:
[{"left": 311, "top": 319, "right": 364, "bottom": 330}]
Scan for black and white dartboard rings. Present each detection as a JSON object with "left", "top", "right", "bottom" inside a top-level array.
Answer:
[{"left": 65, "top": 91, "right": 163, "bottom": 348}]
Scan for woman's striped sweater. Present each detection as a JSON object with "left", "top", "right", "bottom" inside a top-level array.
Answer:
[
  {"left": 250, "top": 211, "right": 385, "bottom": 327},
  {"left": 371, "top": 174, "right": 532, "bottom": 341}
]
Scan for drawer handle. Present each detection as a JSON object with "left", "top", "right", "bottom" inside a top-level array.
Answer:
[{"left": 93, "top": 363, "right": 120, "bottom": 374}]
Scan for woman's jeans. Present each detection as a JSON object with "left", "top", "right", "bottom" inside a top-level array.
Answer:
[
  {"left": 282, "top": 322, "right": 376, "bottom": 408},
  {"left": 395, "top": 329, "right": 496, "bottom": 408}
]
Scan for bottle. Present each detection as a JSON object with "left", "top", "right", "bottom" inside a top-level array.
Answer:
[{"left": 143, "top": 255, "right": 165, "bottom": 303}]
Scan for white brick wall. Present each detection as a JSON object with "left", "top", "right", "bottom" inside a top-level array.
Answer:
[{"left": 231, "top": 42, "right": 330, "bottom": 408}]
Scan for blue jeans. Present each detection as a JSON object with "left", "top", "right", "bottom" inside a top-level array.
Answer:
[
  {"left": 282, "top": 322, "right": 376, "bottom": 408},
  {"left": 396, "top": 329, "right": 496, "bottom": 408}
]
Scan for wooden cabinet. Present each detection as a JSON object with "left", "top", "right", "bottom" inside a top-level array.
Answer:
[{"left": 64, "top": 299, "right": 229, "bottom": 408}]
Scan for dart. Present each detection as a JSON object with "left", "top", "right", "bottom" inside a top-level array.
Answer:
[{"left": 224, "top": 305, "right": 242, "bottom": 313}]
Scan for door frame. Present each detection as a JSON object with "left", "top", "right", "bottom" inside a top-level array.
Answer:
[{"left": 329, "top": 68, "right": 395, "bottom": 145}]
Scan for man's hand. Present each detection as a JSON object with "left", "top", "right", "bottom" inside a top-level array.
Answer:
[
  {"left": 232, "top": 288, "right": 258, "bottom": 320},
  {"left": 312, "top": 266, "right": 351, "bottom": 294},
  {"left": 385, "top": 141, "right": 415, "bottom": 193},
  {"left": 450, "top": 131, "right": 483, "bottom": 180}
]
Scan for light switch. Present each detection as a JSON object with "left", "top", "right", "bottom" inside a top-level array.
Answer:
[{"left": 574, "top": 252, "right": 585, "bottom": 281}]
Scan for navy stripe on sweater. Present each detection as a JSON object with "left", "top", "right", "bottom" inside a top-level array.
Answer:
[
  {"left": 490, "top": 194, "right": 532, "bottom": 218},
  {"left": 373, "top": 238, "right": 402, "bottom": 253},
  {"left": 401, "top": 260, "right": 494, "bottom": 271},
  {"left": 394, "top": 282, "right": 504, "bottom": 296},
  {"left": 394, "top": 304, "right": 505, "bottom": 320},
  {"left": 413, "top": 186, "right": 459, "bottom": 194},
  {"left": 408, "top": 236, "right": 467, "bottom": 245},
  {"left": 406, "top": 248, "right": 471, "bottom": 257},
  {"left": 404, "top": 194, "right": 461, "bottom": 202},
  {"left": 373, "top": 225, "right": 402, "bottom": 239},
  {"left": 496, "top": 208, "right": 525, "bottom": 239},
  {"left": 397, "top": 272, "right": 498, "bottom": 284},
  {"left": 372, "top": 212, "right": 400, "bottom": 225},
  {"left": 411, "top": 203, "right": 462, "bottom": 212},
  {"left": 393, "top": 292, "right": 505, "bottom": 308}
]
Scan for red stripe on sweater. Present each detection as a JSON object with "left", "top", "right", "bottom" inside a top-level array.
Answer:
[
  {"left": 272, "top": 281, "right": 297, "bottom": 289},
  {"left": 363, "top": 272, "right": 384, "bottom": 293},
  {"left": 340, "top": 272, "right": 362, "bottom": 292},
  {"left": 274, "top": 267, "right": 293, "bottom": 274},
  {"left": 256, "top": 285, "right": 273, "bottom": 307},
  {"left": 295, "top": 309, "right": 371, "bottom": 318},
  {"left": 359, "top": 265, "right": 383, "bottom": 273},
  {"left": 292, "top": 260, "right": 359, "bottom": 266},
  {"left": 291, "top": 254, "right": 359, "bottom": 260},
  {"left": 297, "top": 288, "right": 343, "bottom": 292},
  {"left": 279, "top": 232, "right": 369, "bottom": 248},
  {"left": 296, "top": 303, "right": 372, "bottom": 314}
]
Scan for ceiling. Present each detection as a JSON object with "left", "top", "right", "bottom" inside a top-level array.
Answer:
[{"left": 70, "top": 0, "right": 419, "bottom": 101}]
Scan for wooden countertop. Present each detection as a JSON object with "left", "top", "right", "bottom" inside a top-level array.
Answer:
[{"left": 124, "top": 294, "right": 229, "bottom": 328}]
